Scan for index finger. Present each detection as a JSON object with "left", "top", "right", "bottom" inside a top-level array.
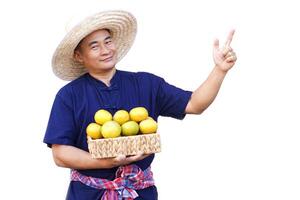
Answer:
[{"left": 225, "top": 29, "right": 235, "bottom": 47}]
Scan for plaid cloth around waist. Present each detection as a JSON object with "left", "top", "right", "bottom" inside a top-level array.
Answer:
[{"left": 71, "top": 164, "right": 155, "bottom": 200}]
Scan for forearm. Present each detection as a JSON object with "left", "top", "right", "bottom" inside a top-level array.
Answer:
[
  {"left": 52, "top": 144, "right": 111, "bottom": 169},
  {"left": 187, "top": 66, "right": 227, "bottom": 114}
]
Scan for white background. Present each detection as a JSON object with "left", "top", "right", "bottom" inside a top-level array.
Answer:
[{"left": 0, "top": 0, "right": 299, "bottom": 199}]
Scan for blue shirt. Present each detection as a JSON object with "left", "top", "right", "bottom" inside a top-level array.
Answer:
[{"left": 44, "top": 70, "right": 192, "bottom": 199}]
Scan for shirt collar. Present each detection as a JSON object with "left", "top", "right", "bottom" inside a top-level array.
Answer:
[{"left": 86, "top": 70, "right": 120, "bottom": 90}]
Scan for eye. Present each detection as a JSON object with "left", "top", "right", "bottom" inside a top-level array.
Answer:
[
  {"left": 91, "top": 45, "right": 99, "bottom": 50},
  {"left": 105, "top": 40, "right": 112, "bottom": 45}
]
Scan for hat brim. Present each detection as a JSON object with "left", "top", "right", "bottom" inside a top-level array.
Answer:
[{"left": 52, "top": 10, "right": 137, "bottom": 81}]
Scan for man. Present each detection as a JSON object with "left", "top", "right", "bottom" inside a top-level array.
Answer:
[{"left": 44, "top": 10, "right": 237, "bottom": 200}]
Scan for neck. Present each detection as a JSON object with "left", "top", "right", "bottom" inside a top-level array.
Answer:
[{"left": 89, "top": 68, "right": 116, "bottom": 87}]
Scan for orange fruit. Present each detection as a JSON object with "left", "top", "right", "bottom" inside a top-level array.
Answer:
[
  {"left": 121, "top": 121, "right": 139, "bottom": 136},
  {"left": 101, "top": 121, "right": 122, "bottom": 138},
  {"left": 94, "top": 109, "right": 112, "bottom": 125},
  {"left": 129, "top": 107, "right": 148, "bottom": 122},
  {"left": 113, "top": 110, "right": 130, "bottom": 125},
  {"left": 139, "top": 118, "right": 158, "bottom": 134},
  {"left": 86, "top": 123, "right": 102, "bottom": 139}
]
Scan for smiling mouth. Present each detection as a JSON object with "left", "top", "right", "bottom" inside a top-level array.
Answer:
[{"left": 100, "top": 56, "right": 113, "bottom": 62}]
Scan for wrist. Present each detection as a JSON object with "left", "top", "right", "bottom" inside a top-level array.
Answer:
[{"left": 214, "top": 65, "right": 228, "bottom": 76}]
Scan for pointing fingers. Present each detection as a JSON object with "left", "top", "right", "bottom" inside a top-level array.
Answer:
[{"left": 225, "top": 29, "right": 235, "bottom": 47}]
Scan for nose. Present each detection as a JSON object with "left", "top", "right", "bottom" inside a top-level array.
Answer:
[{"left": 100, "top": 44, "right": 110, "bottom": 55}]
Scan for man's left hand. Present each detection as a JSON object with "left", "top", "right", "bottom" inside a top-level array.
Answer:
[{"left": 213, "top": 29, "right": 237, "bottom": 72}]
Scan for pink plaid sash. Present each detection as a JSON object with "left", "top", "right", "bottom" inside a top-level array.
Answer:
[{"left": 71, "top": 164, "right": 155, "bottom": 200}]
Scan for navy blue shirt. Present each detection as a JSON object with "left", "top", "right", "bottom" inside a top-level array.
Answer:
[{"left": 44, "top": 70, "right": 192, "bottom": 199}]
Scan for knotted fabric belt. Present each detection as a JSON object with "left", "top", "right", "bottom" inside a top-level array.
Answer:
[{"left": 71, "top": 164, "right": 155, "bottom": 200}]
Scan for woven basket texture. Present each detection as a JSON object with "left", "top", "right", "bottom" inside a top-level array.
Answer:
[{"left": 88, "top": 134, "right": 161, "bottom": 158}]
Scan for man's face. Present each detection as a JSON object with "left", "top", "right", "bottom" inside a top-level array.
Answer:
[{"left": 74, "top": 29, "right": 117, "bottom": 73}]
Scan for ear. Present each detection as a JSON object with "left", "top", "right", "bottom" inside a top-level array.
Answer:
[{"left": 73, "top": 50, "right": 84, "bottom": 64}]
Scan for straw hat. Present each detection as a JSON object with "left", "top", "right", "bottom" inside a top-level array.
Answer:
[{"left": 52, "top": 10, "right": 137, "bottom": 81}]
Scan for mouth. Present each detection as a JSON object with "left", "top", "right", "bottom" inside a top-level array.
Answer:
[{"left": 100, "top": 56, "right": 113, "bottom": 62}]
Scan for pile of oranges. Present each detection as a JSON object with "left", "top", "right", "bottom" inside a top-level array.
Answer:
[{"left": 86, "top": 107, "right": 158, "bottom": 139}]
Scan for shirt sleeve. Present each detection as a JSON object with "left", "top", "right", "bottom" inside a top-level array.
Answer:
[
  {"left": 155, "top": 76, "right": 192, "bottom": 119},
  {"left": 43, "top": 90, "right": 78, "bottom": 148}
]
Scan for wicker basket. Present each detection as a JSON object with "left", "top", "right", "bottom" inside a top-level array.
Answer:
[{"left": 87, "top": 134, "right": 161, "bottom": 158}]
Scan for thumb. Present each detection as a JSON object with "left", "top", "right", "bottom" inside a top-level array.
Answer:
[
  {"left": 213, "top": 39, "right": 219, "bottom": 50},
  {"left": 115, "top": 154, "right": 126, "bottom": 162}
]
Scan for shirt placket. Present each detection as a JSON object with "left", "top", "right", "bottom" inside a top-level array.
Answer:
[{"left": 99, "top": 85, "right": 120, "bottom": 114}]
